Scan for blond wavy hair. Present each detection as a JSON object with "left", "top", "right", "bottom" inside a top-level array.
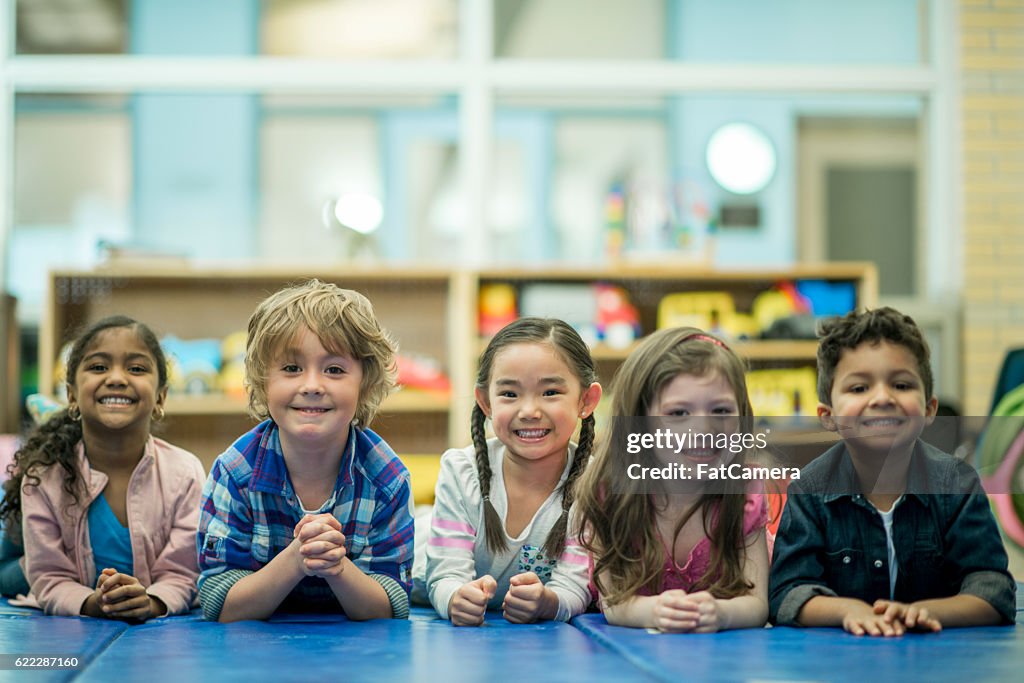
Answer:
[{"left": 245, "top": 280, "right": 398, "bottom": 427}]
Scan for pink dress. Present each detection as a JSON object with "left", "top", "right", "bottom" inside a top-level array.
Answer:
[{"left": 640, "top": 493, "right": 768, "bottom": 595}]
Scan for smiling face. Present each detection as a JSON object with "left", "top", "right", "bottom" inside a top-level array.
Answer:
[
  {"left": 648, "top": 370, "right": 740, "bottom": 467},
  {"left": 818, "top": 340, "right": 938, "bottom": 456},
  {"left": 266, "top": 326, "right": 364, "bottom": 457},
  {"left": 475, "top": 341, "right": 600, "bottom": 467},
  {"left": 69, "top": 327, "right": 165, "bottom": 440}
]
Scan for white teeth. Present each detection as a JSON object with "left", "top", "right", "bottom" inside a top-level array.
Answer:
[
  {"left": 516, "top": 429, "right": 548, "bottom": 438},
  {"left": 99, "top": 397, "right": 134, "bottom": 405},
  {"left": 864, "top": 419, "right": 901, "bottom": 427}
]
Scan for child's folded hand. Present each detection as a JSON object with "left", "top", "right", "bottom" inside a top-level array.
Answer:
[
  {"left": 685, "top": 590, "right": 724, "bottom": 633},
  {"left": 502, "top": 571, "right": 547, "bottom": 623},
  {"left": 449, "top": 575, "right": 496, "bottom": 627},
  {"left": 873, "top": 599, "right": 942, "bottom": 633},
  {"left": 294, "top": 515, "right": 347, "bottom": 578},
  {"left": 652, "top": 589, "right": 700, "bottom": 633},
  {"left": 842, "top": 601, "right": 905, "bottom": 637}
]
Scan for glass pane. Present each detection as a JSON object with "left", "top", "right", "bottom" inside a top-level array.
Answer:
[
  {"left": 492, "top": 93, "right": 924, "bottom": 278},
  {"left": 495, "top": 0, "right": 665, "bottom": 60},
  {"left": 9, "top": 90, "right": 462, "bottom": 323},
  {"left": 260, "top": 93, "right": 459, "bottom": 264},
  {"left": 16, "top": 0, "right": 128, "bottom": 54},
  {"left": 15, "top": 0, "right": 458, "bottom": 58},
  {"left": 674, "top": 0, "right": 923, "bottom": 65},
  {"left": 11, "top": 95, "right": 131, "bottom": 322},
  {"left": 496, "top": 0, "right": 923, "bottom": 65},
  {"left": 263, "top": 0, "right": 458, "bottom": 59}
]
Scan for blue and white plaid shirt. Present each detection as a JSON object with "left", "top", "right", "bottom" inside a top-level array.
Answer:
[{"left": 197, "top": 419, "right": 414, "bottom": 620}]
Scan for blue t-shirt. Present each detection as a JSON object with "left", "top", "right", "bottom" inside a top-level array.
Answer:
[{"left": 88, "top": 494, "right": 133, "bottom": 576}]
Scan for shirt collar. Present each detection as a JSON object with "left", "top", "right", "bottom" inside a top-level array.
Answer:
[
  {"left": 249, "top": 420, "right": 357, "bottom": 498},
  {"left": 821, "top": 439, "right": 931, "bottom": 505}
]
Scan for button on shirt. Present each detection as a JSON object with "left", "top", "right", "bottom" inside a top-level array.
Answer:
[{"left": 768, "top": 439, "right": 1016, "bottom": 626}]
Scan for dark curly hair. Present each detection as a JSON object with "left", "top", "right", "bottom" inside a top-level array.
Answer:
[
  {"left": 816, "top": 306, "right": 933, "bottom": 405},
  {"left": 0, "top": 316, "right": 168, "bottom": 541}
]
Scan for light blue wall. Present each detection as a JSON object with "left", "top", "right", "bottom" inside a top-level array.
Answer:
[
  {"left": 131, "top": 0, "right": 259, "bottom": 259},
  {"left": 674, "top": 0, "right": 920, "bottom": 64},
  {"left": 669, "top": 0, "right": 922, "bottom": 266}
]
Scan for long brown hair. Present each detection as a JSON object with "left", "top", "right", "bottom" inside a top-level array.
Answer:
[
  {"left": 472, "top": 318, "right": 597, "bottom": 558},
  {"left": 0, "top": 316, "right": 169, "bottom": 540},
  {"left": 575, "top": 327, "right": 756, "bottom": 606}
]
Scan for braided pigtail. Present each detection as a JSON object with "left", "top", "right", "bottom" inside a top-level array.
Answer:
[
  {"left": 473, "top": 403, "right": 508, "bottom": 555},
  {"left": 542, "top": 413, "right": 596, "bottom": 559}
]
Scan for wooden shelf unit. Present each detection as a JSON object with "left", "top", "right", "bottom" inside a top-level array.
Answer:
[
  {"left": 472, "top": 261, "right": 878, "bottom": 377},
  {"left": 42, "top": 267, "right": 475, "bottom": 469},
  {"left": 42, "top": 262, "right": 876, "bottom": 470}
]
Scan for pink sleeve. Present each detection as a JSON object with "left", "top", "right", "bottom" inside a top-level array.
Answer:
[
  {"left": 21, "top": 478, "right": 93, "bottom": 616},
  {"left": 145, "top": 456, "right": 204, "bottom": 615},
  {"left": 742, "top": 493, "right": 768, "bottom": 536}
]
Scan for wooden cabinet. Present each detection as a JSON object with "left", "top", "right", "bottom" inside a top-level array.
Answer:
[{"left": 41, "top": 262, "right": 875, "bottom": 469}]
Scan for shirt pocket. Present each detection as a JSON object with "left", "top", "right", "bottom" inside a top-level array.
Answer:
[
  {"left": 200, "top": 534, "right": 226, "bottom": 566},
  {"left": 824, "top": 547, "right": 868, "bottom": 597},
  {"left": 518, "top": 545, "right": 556, "bottom": 583},
  {"left": 904, "top": 536, "right": 946, "bottom": 599}
]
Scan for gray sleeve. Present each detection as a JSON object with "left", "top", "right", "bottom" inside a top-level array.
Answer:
[
  {"left": 198, "top": 568, "right": 253, "bottom": 621},
  {"left": 369, "top": 573, "right": 410, "bottom": 619},
  {"left": 775, "top": 583, "right": 839, "bottom": 626},
  {"left": 960, "top": 570, "right": 1017, "bottom": 625}
]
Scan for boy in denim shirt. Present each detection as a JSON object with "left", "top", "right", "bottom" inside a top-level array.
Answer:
[{"left": 770, "top": 307, "right": 1015, "bottom": 635}]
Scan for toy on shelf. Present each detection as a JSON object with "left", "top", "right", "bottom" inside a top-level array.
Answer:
[
  {"left": 594, "top": 283, "right": 640, "bottom": 349},
  {"left": 520, "top": 283, "right": 600, "bottom": 346},
  {"left": 745, "top": 367, "right": 818, "bottom": 418},
  {"left": 657, "top": 291, "right": 757, "bottom": 340},
  {"left": 162, "top": 336, "right": 222, "bottom": 395},
  {"left": 478, "top": 283, "right": 518, "bottom": 338},
  {"left": 218, "top": 330, "right": 247, "bottom": 400},
  {"left": 396, "top": 354, "right": 451, "bottom": 396}
]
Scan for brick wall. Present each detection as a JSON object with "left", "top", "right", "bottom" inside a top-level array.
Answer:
[{"left": 961, "top": 0, "right": 1024, "bottom": 415}]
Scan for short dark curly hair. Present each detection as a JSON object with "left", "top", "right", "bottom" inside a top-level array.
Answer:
[{"left": 816, "top": 306, "right": 933, "bottom": 405}]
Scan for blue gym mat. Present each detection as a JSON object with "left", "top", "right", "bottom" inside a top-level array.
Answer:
[{"left": 2, "top": 598, "right": 1022, "bottom": 682}]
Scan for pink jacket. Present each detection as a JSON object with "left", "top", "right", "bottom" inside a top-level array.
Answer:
[{"left": 20, "top": 437, "right": 205, "bottom": 617}]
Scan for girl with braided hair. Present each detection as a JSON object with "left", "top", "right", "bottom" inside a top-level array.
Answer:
[{"left": 423, "top": 318, "right": 601, "bottom": 626}]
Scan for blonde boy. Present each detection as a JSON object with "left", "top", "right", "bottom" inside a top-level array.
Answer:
[
  {"left": 770, "top": 307, "right": 1015, "bottom": 635},
  {"left": 197, "top": 280, "right": 414, "bottom": 621}
]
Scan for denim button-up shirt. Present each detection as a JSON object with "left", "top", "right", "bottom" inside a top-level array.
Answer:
[{"left": 769, "top": 439, "right": 1016, "bottom": 626}]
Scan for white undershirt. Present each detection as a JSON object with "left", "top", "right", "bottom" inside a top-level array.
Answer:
[{"left": 872, "top": 495, "right": 905, "bottom": 600}]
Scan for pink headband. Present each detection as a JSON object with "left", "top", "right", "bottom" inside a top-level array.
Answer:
[{"left": 683, "top": 333, "right": 728, "bottom": 349}]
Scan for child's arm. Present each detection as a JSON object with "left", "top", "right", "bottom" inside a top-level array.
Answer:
[
  {"left": 215, "top": 539, "right": 308, "bottom": 622},
  {"left": 20, "top": 478, "right": 94, "bottom": 616},
  {"left": 768, "top": 484, "right": 842, "bottom": 626},
  {"left": 425, "top": 452, "right": 486, "bottom": 621},
  {"left": 143, "top": 456, "right": 206, "bottom": 616},
  {"left": 329, "top": 471, "right": 416, "bottom": 620},
  {"left": 196, "top": 459, "right": 305, "bottom": 622},
  {"left": 871, "top": 594, "right": 997, "bottom": 631},
  {"left": 695, "top": 527, "right": 771, "bottom": 632},
  {"left": 936, "top": 467, "right": 1017, "bottom": 625}
]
